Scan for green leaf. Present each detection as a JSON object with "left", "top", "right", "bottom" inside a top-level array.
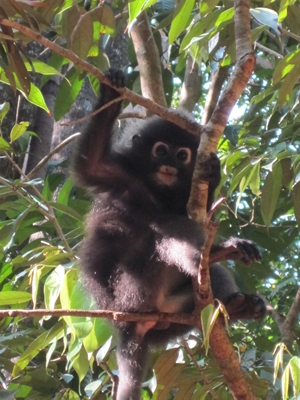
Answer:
[
  {"left": 277, "top": 63, "right": 300, "bottom": 107},
  {"left": 282, "top": 362, "right": 290, "bottom": 400},
  {"left": 289, "top": 356, "right": 300, "bottom": 397},
  {"left": 24, "top": 60, "right": 63, "bottom": 77},
  {"left": 62, "top": 5, "right": 84, "bottom": 47},
  {"left": 10, "top": 121, "right": 29, "bottom": 142},
  {"left": 44, "top": 265, "right": 65, "bottom": 310},
  {"left": 48, "top": 201, "right": 82, "bottom": 221},
  {"left": 60, "top": 269, "right": 78, "bottom": 310},
  {"left": 261, "top": 162, "right": 282, "bottom": 227},
  {"left": 229, "top": 157, "right": 251, "bottom": 193},
  {"left": 201, "top": 303, "right": 214, "bottom": 352},
  {"left": 0, "top": 101, "right": 10, "bottom": 123},
  {"left": 90, "top": 4, "right": 116, "bottom": 34},
  {"left": 0, "top": 291, "right": 31, "bottom": 305},
  {"left": 278, "top": 0, "right": 296, "bottom": 22},
  {"left": 12, "top": 320, "right": 64, "bottom": 376},
  {"left": 169, "top": 0, "right": 194, "bottom": 44},
  {"left": 0, "top": 68, "right": 49, "bottom": 111},
  {"left": 249, "top": 162, "right": 261, "bottom": 196},
  {"left": 0, "top": 136, "right": 10, "bottom": 151},
  {"left": 239, "top": 159, "right": 261, "bottom": 194},
  {"left": 68, "top": 285, "right": 94, "bottom": 339},
  {"left": 54, "top": 66, "right": 85, "bottom": 121},
  {"left": 128, "top": 0, "right": 157, "bottom": 25},
  {"left": 83, "top": 318, "right": 113, "bottom": 352},
  {"left": 180, "top": 8, "right": 234, "bottom": 51},
  {"left": 200, "top": 0, "right": 219, "bottom": 15},
  {"left": 70, "top": 12, "right": 93, "bottom": 61},
  {"left": 293, "top": 182, "right": 300, "bottom": 228},
  {"left": 273, "top": 49, "right": 300, "bottom": 84},
  {"left": 72, "top": 345, "right": 90, "bottom": 383}
]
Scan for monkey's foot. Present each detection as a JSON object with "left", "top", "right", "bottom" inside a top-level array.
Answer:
[{"left": 224, "top": 292, "right": 266, "bottom": 321}]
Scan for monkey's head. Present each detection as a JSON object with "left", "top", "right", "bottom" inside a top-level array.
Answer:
[{"left": 128, "top": 117, "right": 199, "bottom": 209}]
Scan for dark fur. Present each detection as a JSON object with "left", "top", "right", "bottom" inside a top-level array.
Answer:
[{"left": 73, "top": 70, "right": 265, "bottom": 400}]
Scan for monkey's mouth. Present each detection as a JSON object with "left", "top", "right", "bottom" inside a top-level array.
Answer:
[{"left": 154, "top": 166, "right": 178, "bottom": 186}]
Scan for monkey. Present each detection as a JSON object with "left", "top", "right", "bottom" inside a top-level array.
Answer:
[{"left": 72, "top": 69, "right": 265, "bottom": 400}]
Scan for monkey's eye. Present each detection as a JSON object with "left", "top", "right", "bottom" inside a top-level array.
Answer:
[
  {"left": 176, "top": 148, "right": 192, "bottom": 164},
  {"left": 152, "top": 142, "right": 169, "bottom": 157}
]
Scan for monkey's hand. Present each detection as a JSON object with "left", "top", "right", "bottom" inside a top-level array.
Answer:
[
  {"left": 224, "top": 292, "right": 266, "bottom": 321},
  {"left": 100, "top": 68, "right": 126, "bottom": 105},
  {"left": 210, "top": 237, "right": 261, "bottom": 265},
  {"left": 198, "top": 152, "right": 221, "bottom": 189}
]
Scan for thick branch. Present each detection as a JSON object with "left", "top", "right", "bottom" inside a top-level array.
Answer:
[
  {"left": 178, "top": 54, "right": 201, "bottom": 112},
  {"left": 0, "top": 18, "right": 201, "bottom": 136},
  {"left": 187, "top": 0, "right": 257, "bottom": 398},
  {"left": 201, "top": 66, "right": 230, "bottom": 125},
  {"left": 281, "top": 286, "right": 300, "bottom": 350},
  {"left": 131, "top": 12, "right": 167, "bottom": 107},
  {"left": 188, "top": 0, "right": 255, "bottom": 222}
]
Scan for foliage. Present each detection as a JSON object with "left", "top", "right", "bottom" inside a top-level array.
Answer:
[{"left": 0, "top": 0, "right": 300, "bottom": 399}]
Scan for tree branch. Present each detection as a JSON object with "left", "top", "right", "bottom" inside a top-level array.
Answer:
[
  {"left": 131, "top": 12, "right": 167, "bottom": 107},
  {"left": 201, "top": 66, "right": 230, "bottom": 125},
  {"left": 0, "top": 18, "right": 200, "bottom": 136},
  {"left": 281, "top": 286, "right": 300, "bottom": 350},
  {"left": 187, "top": 0, "right": 257, "bottom": 398},
  {"left": 0, "top": 308, "right": 194, "bottom": 325},
  {"left": 178, "top": 54, "right": 201, "bottom": 112},
  {"left": 188, "top": 0, "right": 255, "bottom": 222}
]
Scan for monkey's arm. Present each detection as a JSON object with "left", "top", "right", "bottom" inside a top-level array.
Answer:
[
  {"left": 153, "top": 216, "right": 261, "bottom": 275},
  {"left": 73, "top": 69, "right": 125, "bottom": 187}
]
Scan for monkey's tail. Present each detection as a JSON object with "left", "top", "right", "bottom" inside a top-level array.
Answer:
[{"left": 116, "top": 326, "right": 149, "bottom": 400}]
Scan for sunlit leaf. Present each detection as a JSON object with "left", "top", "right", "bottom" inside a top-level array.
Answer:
[
  {"left": 54, "top": 66, "right": 85, "bottom": 121},
  {"left": 273, "top": 49, "right": 300, "bottom": 84},
  {"left": 0, "top": 136, "right": 10, "bottom": 151},
  {"left": 10, "top": 121, "right": 29, "bottom": 142},
  {"left": 169, "top": 0, "right": 194, "bottom": 44},
  {"left": 261, "top": 162, "right": 282, "bottom": 227},
  {"left": 293, "top": 182, "right": 300, "bottom": 228},
  {"left": 44, "top": 265, "right": 65, "bottom": 310},
  {"left": 0, "top": 291, "right": 31, "bottom": 305},
  {"left": 289, "top": 356, "right": 300, "bottom": 397},
  {"left": 90, "top": 4, "right": 116, "bottom": 34},
  {"left": 0, "top": 101, "right": 10, "bottom": 123},
  {"left": 72, "top": 345, "right": 89, "bottom": 383}
]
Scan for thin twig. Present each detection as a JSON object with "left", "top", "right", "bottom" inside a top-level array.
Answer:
[
  {"left": 0, "top": 308, "right": 195, "bottom": 325},
  {"left": 60, "top": 96, "right": 125, "bottom": 127},
  {"left": 0, "top": 18, "right": 202, "bottom": 136},
  {"left": 27, "top": 132, "right": 80, "bottom": 179},
  {"left": 254, "top": 42, "right": 283, "bottom": 58}
]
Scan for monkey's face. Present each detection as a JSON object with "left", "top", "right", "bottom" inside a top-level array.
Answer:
[{"left": 150, "top": 141, "right": 193, "bottom": 187}]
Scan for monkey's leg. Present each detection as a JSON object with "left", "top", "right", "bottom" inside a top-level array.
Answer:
[{"left": 116, "top": 325, "right": 150, "bottom": 400}]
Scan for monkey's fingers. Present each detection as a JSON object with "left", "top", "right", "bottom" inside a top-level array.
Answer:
[
  {"left": 210, "top": 237, "right": 261, "bottom": 265},
  {"left": 107, "top": 68, "right": 126, "bottom": 88}
]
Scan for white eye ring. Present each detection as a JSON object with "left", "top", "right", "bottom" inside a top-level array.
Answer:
[
  {"left": 176, "top": 148, "right": 192, "bottom": 164},
  {"left": 152, "top": 142, "right": 169, "bottom": 157}
]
